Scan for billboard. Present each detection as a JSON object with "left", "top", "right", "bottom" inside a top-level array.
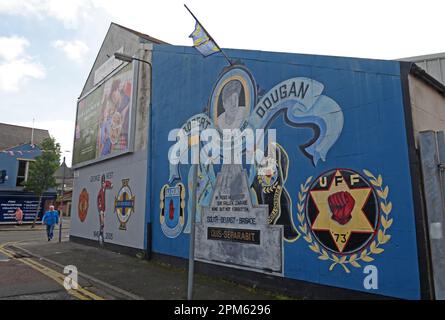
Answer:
[
  {"left": 0, "top": 195, "right": 56, "bottom": 224},
  {"left": 73, "top": 63, "right": 135, "bottom": 167}
]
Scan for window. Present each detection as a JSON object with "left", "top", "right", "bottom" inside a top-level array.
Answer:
[{"left": 16, "top": 160, "right": 30, "bottom": 187}]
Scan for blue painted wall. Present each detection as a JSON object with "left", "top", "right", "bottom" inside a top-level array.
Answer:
[
  {"left": 0, "top": 144, "right": 42, "bottom": 190},
  {"left": 148, "top": 45, "right": 420, "bottom": 299}
]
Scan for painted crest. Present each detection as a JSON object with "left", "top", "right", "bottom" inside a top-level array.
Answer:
[
  {"left": 297, "top": 169, "right": 393, "bottom": 273},
  {"left": 114, "top": 179, "right": 135, "bottom": 231},
  {"left": 160, "top": 183, "right": 186, "bottom": 238},
  {"left": 78, "top": 188, "right": 89, "bottom": 223}
]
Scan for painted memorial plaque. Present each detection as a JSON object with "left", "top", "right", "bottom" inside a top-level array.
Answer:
[{"left": 195, "top": 165, "right": 283, "bottom": 274}]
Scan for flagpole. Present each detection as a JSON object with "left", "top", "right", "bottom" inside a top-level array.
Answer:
[{"left": 184, "top": 4, "right": 233, "bottom": 66}]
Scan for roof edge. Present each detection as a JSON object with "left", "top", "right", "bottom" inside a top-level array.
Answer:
[
  {"left": 111, "top": 22, "right": 169, "bottom": 45},
  {"left": 404, "top": 61, "right": 445, "bottom": 97}
]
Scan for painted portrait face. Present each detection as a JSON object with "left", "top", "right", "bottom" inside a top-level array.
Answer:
[{"left": 221, "top": 80, "right": 242, "bottom": 115}]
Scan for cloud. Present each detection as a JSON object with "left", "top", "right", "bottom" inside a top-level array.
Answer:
[
  {"left": 53, "top": 40, "right": 90, "bottom": 62},
  {"left": 0, "top": 59, "right": 45, "bottom": 92},
  {"left": 0, "top": 36, "right": 30, "bottom": 61},
  {"left": 0, "top": 36, "right": 45, "bottom": 92},
  {"left": 0, "top": 0, "right": 91, "bottom": 28}
]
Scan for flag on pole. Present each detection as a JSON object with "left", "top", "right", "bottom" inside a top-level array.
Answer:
[
  {"left": 189, "top": 22, "right": 220, "bottom": 57},
  {"left": 184, "top": 4, "right": 232, "bottom": 65}
]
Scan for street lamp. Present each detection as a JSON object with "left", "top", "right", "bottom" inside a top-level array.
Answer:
[
  {"left": 115, "top": 52, "right": 198, "bottom": 300},
  {"left": 58, "top": 151, "right": 71, "bottom": 243},
  {"left": 114, "top": 51, "right": 154, "bottom": 261}
]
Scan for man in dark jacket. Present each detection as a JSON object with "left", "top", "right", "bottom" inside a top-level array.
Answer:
[{"left": 42, "top": 205, "right": 59, "bottom": 241}]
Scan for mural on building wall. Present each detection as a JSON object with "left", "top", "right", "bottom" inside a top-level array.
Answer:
[
  {"left": 114, "top": 179, "right": 135, "bottom": 231},
  {"left": 147, "top": 46, "right": 422, "bottom": 298},
  {"left": 72, "top": 163, "right": 146, "bottom": 250},
  {"left": 160, "top": 64, "right": 346, "bottom": 273},
  {"left": 78, "top": 188, "right": 89, "bottom": 223},
  {"left": 168, "top": 66, "right": 345, "bottom": 243}
]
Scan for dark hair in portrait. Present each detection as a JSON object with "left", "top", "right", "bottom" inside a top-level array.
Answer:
[{"left": 217, "top": 80, "right": 246, "bottom": 117}]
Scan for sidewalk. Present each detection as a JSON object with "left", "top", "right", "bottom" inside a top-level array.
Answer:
[
  {"left": 0, "top": 218, "right": 71, "bottom": 232},
  {"left": 11, "top": 241, "right": 293, "bottom": 300}
]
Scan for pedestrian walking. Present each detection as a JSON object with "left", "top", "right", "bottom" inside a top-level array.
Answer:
[
  {"left": 42, "top": 205, "right": 59, "bottom": 241},
  {"left": 15, "top": 208, "right": 23, "bottom": 226}
]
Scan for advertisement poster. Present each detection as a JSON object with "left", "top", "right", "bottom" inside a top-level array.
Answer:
[
  {"left": 0, "top": 195, "right": 55, "bottom": 223},
  {"left": 73, "top": 63, "right": 134, "bottom": 167}
]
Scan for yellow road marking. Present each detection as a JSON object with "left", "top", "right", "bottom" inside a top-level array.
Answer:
[{"left": 0, "top": 246, "right": 104, "bottom": 300}]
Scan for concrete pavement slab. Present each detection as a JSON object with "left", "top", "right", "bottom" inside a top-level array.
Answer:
[{"left": 16, "top": 241, "right": 289, "bottom": 300}]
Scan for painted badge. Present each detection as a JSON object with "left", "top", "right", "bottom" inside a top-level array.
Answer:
[
  {"left": 297, "top": 169, "right": 393, "bottom": 273},
  {"left": 114, "top": 179, "right": 135, "bottom": 231},
  {"left": 160, "top": 183, "right": 186, "bottom": 238},
  {"left": 78, "top": 188, "right": 89, "bottom": 223}
]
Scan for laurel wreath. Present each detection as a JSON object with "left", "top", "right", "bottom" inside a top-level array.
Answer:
[{"left": 297, "top": 170, "right": 393, "bottom": 273}]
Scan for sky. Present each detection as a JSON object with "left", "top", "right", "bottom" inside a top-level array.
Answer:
[{"left": 1, "top": 0, "right": 444, "bottom": 166}]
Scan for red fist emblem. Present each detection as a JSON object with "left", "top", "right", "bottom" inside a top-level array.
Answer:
[{"left": 328, "top": 192, "right": 355, "bottom": 225}]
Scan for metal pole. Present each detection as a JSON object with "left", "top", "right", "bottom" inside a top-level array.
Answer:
[
  {"left": 187, "top": 163, "right": 199, "bottom": 300},
  {"left": 59, "top": 157, "right": 65, "bottom": 243}
]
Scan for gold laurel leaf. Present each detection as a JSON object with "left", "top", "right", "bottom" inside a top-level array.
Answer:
[
  {"left": 329, "top": 263, "right": 337, "bottom": 271},
  {"left": 341, "top": 264, "right": 351, "bottom": 273},
  {"left": 305, "top": 234, "right": 313, "bottom": 243},
  {"left": 377, "top": 187, "right": 389, "bottom": 200},
  {"left": 371, "top": 241, "right": 384, "bottom": 254},
  {"left": 319, "top": 255, "right": 330, "bottom": 261},
  {"left": 373, "top": 247, "right": 384, "bottom": 254},
  {"left": 385, "top": 219, "right": 394, "bottom": 229},
  {"left": 349, "top": 254, "right": 357, "bottom": 262},
  {"left": 310, "top": 244, "right": 320, "bottom": 253},
  {"left": 381, "top": 216, "right": 387, "bottom": 228},
  {"left": 298, "top": 204, "right": 304, "bottom": 213},
  {"left": 361, "top": 255, "right": 375, "bottom": 262},
  {"left": 371, "top": 179, "right": 382, "bottom": 188},
  {"left": 314, "top": 242, "right": 320, "bottom": 252},
  {"left": 378, "top": 230, "right": 384, "bottom": 243},
  {"left": 299, "top": 193, "right": 306, "bottom": 203},
  {"left": 383, "top": 186, "right": 389, "bottom": 199},
  {"left": 332, "top": 255, "right": 340, "bottom": 263},
  {"left": 350, "top": 260, "right": 361, "bottom": 268},
  {"left": 363, "top": 170, "right": 376, "bottom": 180},
  {"left": 306, "top": 177, "right": 313, "bottom": 186},
  {"left": 381, "top": 234, "right": 391, "bottom": 244},
  {"left": 381, "top": 202, "right": 393, "bottom": 215},
  {"left": 298, "top": 214, "right": 305, "bottom": 224},
  {"left": 360, "top": 250, "right": 368, "bottom": 259},
  {"left": 340, "top": 256, "right": 347, "bottom": 264}
]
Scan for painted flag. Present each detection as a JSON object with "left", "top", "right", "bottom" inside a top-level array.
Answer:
[{"left": 189, "top": 22, "right": 220, "bottom": 57}]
